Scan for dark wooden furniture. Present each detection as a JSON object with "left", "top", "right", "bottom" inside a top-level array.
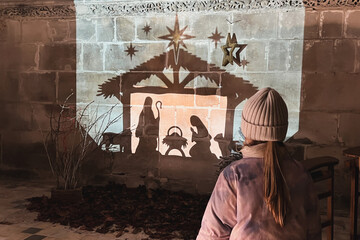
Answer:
[
  {"left": 344, "top": 146, "right": 360, "bottom": 240},
  {"left": 302, "top": 156, "right": 339, "bottom": 240}
]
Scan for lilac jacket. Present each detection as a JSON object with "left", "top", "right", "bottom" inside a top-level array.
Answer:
[{"left": 197, "top": 143, "right": 321, "bottom": 240}]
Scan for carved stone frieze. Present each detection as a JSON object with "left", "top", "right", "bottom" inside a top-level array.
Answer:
[
  {"left": 0, "top": 0, "right": 358, "bottom": 18},
  {"left": 0, "top": 4, "right": 75, "bottom": 18}
]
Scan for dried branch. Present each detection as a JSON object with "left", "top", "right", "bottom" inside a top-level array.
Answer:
[{"left": 35, "top": 93, "right": 123, "bottom": 190}]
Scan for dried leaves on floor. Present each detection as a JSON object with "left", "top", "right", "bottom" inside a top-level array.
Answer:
[{"left": 27, "top": 182, "right": 210, "bottom": 240}]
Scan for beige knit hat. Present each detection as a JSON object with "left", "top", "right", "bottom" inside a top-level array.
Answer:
[{"left": 240, "top": 87, "right": 288, "bottom": 141}]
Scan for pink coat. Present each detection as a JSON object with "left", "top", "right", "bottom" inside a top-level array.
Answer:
[{"left": 197, "top": 143, "right": 321, "bottom": 240}]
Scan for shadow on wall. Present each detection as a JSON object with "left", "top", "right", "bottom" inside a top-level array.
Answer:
[
  {"left": 0, "top": 2, "right": 77, "bottom": 174},
  {"left": 297, "top": 8, "right": 360, "bottom": 147},
  {"left": 295, "top": 7, "right": 360, "bottom": 210}
]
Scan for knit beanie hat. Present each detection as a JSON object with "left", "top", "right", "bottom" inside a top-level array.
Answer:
[{"left": 241, "top": 87, "right": 288, "bottom": 141}]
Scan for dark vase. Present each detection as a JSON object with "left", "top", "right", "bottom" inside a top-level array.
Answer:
[{"left": 51, "top": 188, "right": 83, "bottom": 204}]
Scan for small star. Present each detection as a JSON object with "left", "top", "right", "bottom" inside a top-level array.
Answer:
[
  {"left": 125, "top": 43, "right": 138, "bottom": 61},
  {"left": 208, "top": 27, "right": 225, "bottom": 49},
  {"left": 159, "top": 14, "right": 195, "bottom": 64},
  {"left": 240, "top": 58, "right": 249, "bottom": 69},
  {"left": 142, "top": 23, "right": 152, "bottom": 36}
]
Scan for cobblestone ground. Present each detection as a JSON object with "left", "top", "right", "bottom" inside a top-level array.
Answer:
[{"left": 0, "top": 179, "right": 354, "bottom": 240}]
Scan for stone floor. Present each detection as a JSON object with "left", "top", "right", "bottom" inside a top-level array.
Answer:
[
  {"left": 0, "top": 178, "right": 354, "bottom": 240},
  {"left": 0, "top": 179, "right": 150, "bottom": 240}
]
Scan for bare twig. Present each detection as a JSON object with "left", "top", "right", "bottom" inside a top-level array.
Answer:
[{"left": 34, "top": 93, "right": 123, "bottom": 190}]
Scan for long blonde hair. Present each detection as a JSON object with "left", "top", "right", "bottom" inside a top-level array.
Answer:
[{"left": 263, "top": 141, "right": 291, "bottom": 227}]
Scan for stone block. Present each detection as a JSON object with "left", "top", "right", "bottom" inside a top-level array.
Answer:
[
  {"left": 289, "top": 40, "right": 303, "bottom": 71},
  {"left": 0, "top": 43, "right": 37, "bottom": 71},
  {"left": 77, "top": 72, "right": 119, "bottom": 105},
  {"left": 338, "top": 113, "right": 360, "bottom": 146},
  {"left": 22, "top": 20, "right": 50, "bottom": 43},
  {"left": 333, "top": 39, "right": 356, "bottom": 72},
  {"left": 288, "top": 111, "right": 301, "bottom": 138},
  {"left": 97, "top": 18, "right": 115, "bottom": 42},
  {"left": 279, "top": 9, "right": 305, "bottom": 39},
  {"left": 302, "top": 40, "right": 334, "bottom": 72},
  {"left": 194, "top": 74, "right": 220, "bottom": 90},
  {"left": 30, "top": 103, "right": 54, "bottom": 132},
  {"left": 207, "top": 108, "right": 227, "bottom": 139},
  {"left": 48, "top": 20, "right": 69, "bottom": 42},
  {"left": 195, "top": 95, "right": 221, "bottom": 108},
  {"left": 77, "top": 18, "right": 96, "bottom": 42},
  {"left": 0, "top": 103, "right": 33, "bottom": 131},
  {"left": 2, "top": 130, "right": 49, "bottom": 170},
  {"left": 176, "top": 42, "right": 209, "bottom": 72},
  {"left": 232, "top": 11, "right": 277, "bottom": 40},
  {"left": 304, "top": 10, "right": 320, "bottom": 39},
  {"left": 302, "top": 72, "right": 360, "bottom": 111},
  {"left": 1, "top": 20, "right": 21, "bottom": 43},
  {"left": 190, "top": 14, "right": 229, "bottom": 41},
  {"left": 244, "top": 41, "right": 267, "bottom": 72},
  {"left": 356, "top": 40, "right": 360, "bottom": 73},
  {"left": 296, "top": 111, "right": 338, "bottom": 144},
  {"left": 116, "top": 17, "right": 135, "bottom": 41},
  {"left": 104, "top": 42, "right": 167, "bottom": 72},
  {"left": 39, "top": 44, "right": 76, "bottom": 70},
  {"left": 184, "top": 41, "right": 209, "bottom": 65},
  {"left": 19, "top": 72, "right": 56, "bottom": 102},
  {"left": 1, "top": 130, "right": 42, "bottom": 145},
  {"left": 135, "top": 72, "right": 170, "bottom": 88},
  {"left": 345, "top": 10, "right": 360, "bottom": 38},
  {"left": 239, "top": 72, "right": 301, "bottom": 111},
  {"left": 83, "top": 43, "right": 104, "bottom": 71},
  {"left": 320, "top": 11, "right": 343, "bottom": 38},
  {"left": 0, "top": 71, "right": 20, "bottom": 101},
  {"left": 268, "top": 41, "right": 289, "bottom": 71},
  {"left": 76, "top": 43, "right": 82, "bottom": 71},
  {"left": 58, "top": 72, "right": 76, "bottom": 103},
  {"left": 68, "top": 20, "right": 76, "bottom": 40},
  {"left": 148, "top": 93, "right": 194, "bottom": 109},
  {"left": 0, "top": 19, "right": 5, "bottom": 42},
  {"left": 136, "top": 14, "right": 189, "bottom": 41}
]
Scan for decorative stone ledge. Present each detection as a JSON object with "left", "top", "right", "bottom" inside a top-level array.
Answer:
[
  {"left": 0, "top": 4, "right": 75, "bottom": 17},
  {"left": 0, "top": 0, "right": 358, "bottom": 18}
]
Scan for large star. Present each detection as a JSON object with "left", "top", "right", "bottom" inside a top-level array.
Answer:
[
  {"left": 221, "top": 33, "right": 247, "bottom": 67},
  {"left": 125, "top": 43, "right": 138, "bottom": 61},
  {"left": 208, "top": 27, "right": 225, "bottom": 49},
  {"left": 159, "top": 15, "right": 195, "bottom": 64}
]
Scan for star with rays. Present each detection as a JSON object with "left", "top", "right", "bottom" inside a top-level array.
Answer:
[
  {"left": 240, "top": 58, "right": 249, "bottom": 69},
  {"left": 142, "top": 23, "right": 152, "bottom": 36},
  {"left": 208, "top": 27, "right": 225, "bottom": 49},
  {"left": 221, "top": 33, "right": 247, "bottom": 67},
  {"left": 125, "top": 43, "right": 138, "bottom": 61},
  {"left": 158, "top": 14, "right": 195, "bottom": 64}
]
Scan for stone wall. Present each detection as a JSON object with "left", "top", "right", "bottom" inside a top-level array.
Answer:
[
  {"left": 0, "top": 1, "right": 76, "bottom": 173},
  {"left": 0, "top": 1, "right": 359, "bottom": 203},
  {"left": 295, "top": 8, "right": 360, "bottom": 208},
  {"left": 74, "top": 2, "right": 306, "bottom": 193}
]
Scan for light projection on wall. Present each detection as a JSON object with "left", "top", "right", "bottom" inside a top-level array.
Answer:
[{"left": 76, "top": 10, "right": 304, "bottom": 171}]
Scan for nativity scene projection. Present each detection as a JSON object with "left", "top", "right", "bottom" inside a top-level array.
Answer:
[{"left": 76, "top": 12, "right": 304, "bottom": 174}]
